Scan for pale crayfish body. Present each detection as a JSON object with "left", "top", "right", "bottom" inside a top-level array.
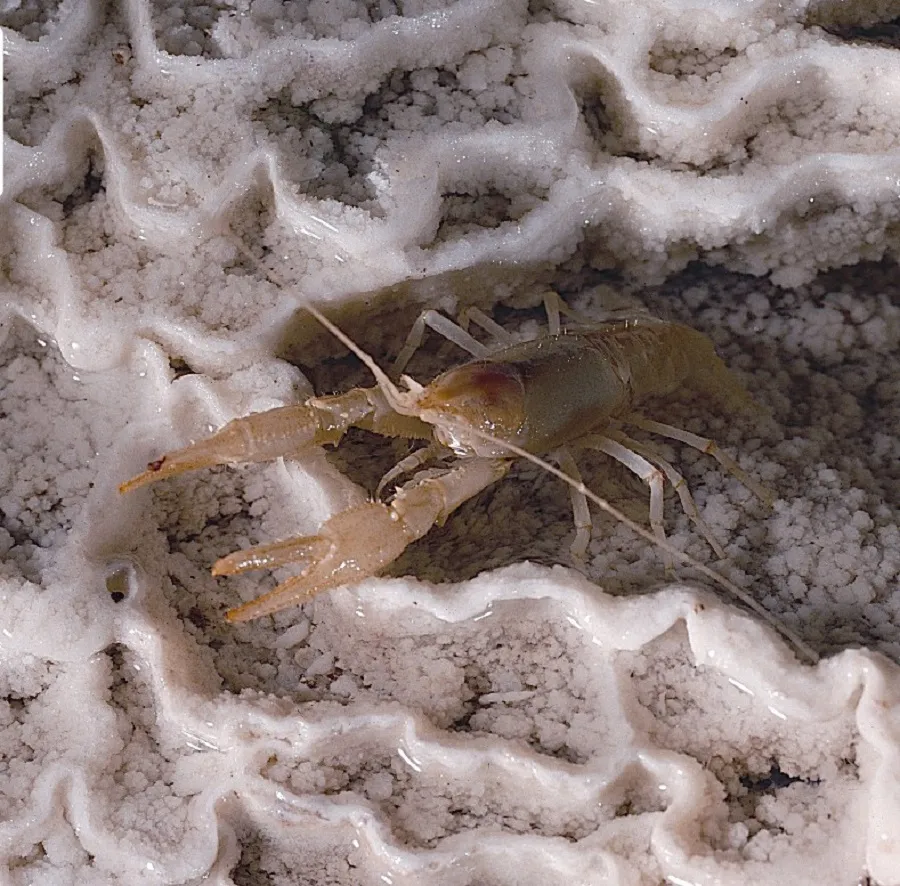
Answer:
[{"left": 120, "top": 297, "right": 817, "bottom": 661}]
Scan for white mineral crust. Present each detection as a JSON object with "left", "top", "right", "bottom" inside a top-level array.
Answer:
[{"left": 1, "top": 0, "right": 899, "bottom": 883}]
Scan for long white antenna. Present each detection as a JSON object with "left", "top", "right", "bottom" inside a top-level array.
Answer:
[
  {"left": 302, "top": 302, "right": 421, "bottom": 417},
  {"left": 466, "top": 429, "right": 819, "bottom": 664},
  {"left": 224, "top": 231, "right": 419, "bottom": 416}
]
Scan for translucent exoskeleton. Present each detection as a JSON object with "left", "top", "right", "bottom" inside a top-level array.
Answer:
[{"left": 117, "top": 292, "right": 814, "bottom": 654}]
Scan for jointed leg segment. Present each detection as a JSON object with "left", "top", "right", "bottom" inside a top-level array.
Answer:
[
  {"left": 554, "top": 447, "right": 592, "bottom": 560},
  {"left": 459, "top": 306, "right": 515, "bottom": 345},
  {"left": 629, "top": 416, "right": 775, "bottom": 506},
  {"left": 577, "top": 433, "right": 669, "bottom": 564},
  {"left": 392, "top": 310, "right": 491, "bottom": 378},
  {"left": 375, "top": 442, "right": 443, "bottom": 499},
  {"left": 558, "top": 414, "right": 759, "bottom": 562},
  {"left": 608, "top": 430, "right": 728, "bottom": 560}
]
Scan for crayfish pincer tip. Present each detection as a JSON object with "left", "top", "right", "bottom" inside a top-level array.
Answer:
[
  {"left": 222, "top": 582, "right": 315, "bottom": 623},
  {"left": 118, "top": 459, "right": 167, "bottom": 494},
  {"left": 211, "top": 552, "right": 252, "bottom": 577},
  {"left": 224, "top": 605, "right": 253, "bottom": 624}
]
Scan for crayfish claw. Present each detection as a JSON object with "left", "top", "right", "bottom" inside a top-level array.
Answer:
[
  {"left": 221, "top": 502, "right": 412, "bottom": 622},
  {"left": 211, "top": 535, "right": 330, "bottom": 577},
  {"left": 220, "top": 459, "right": 509, "bottom": 622},
  {"left": 118, "top": 444, "right": 226, "bottom": 493},
  {"left": 118, "top": 396, "right": 388, "bottom": 495}
]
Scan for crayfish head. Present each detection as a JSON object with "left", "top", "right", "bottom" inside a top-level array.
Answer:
[{"left": 417, "top": 361, "right": 527, "bottom": 457}]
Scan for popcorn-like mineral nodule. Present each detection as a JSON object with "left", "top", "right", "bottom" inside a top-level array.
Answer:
[{"left": 1, "top": 0, "right": 899, "bottom": 883}]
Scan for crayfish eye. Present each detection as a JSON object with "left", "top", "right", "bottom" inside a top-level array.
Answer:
[{"left": 419, "top": 361, "right": 526, "bottom": 441}]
